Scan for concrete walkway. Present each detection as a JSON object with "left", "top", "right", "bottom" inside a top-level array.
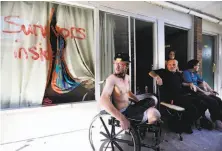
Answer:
[{"left": 1, "top": 127, "right": 222, "bottom": 151}]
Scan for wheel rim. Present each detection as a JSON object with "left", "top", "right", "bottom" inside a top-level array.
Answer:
[{"left": 89, "top": 114, "right": 138, "bottom": 151}]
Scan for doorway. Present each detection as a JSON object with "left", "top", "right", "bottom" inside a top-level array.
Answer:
[
  {"left": 165, "top": 26, "right": 188, "bottom": 71},
  {"left": 134, "top": 19, "right": 154, "bottom": 94}
]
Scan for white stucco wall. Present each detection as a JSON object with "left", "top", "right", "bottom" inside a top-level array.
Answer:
[
  {"left": 202, "top": 20, "right": 222, "bottom": 35},
  {"left": 75, "top": 1, "right": 192, "bottom": 29},
  {"left": 1, "top": 101, "right": 99, "bottom": 145}
]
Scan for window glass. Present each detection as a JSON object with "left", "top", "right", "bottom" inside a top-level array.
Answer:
[
  {"left": 100, "top": 11, "right": 129, "bottom": 91},
  {"left": 1, "top": 1, "right": 95, "bottom": 109}
]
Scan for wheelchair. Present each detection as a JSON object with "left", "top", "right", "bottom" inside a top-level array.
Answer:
[{"left": 88, "top": 95, "right": 162, "bottom": 151}]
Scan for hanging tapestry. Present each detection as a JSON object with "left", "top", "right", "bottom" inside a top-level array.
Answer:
[{"left": 51, "top": 35, "right": 80, "bottom": 94}]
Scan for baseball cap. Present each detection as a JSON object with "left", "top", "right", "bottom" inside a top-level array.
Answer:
[{"left": 114, "top": 52, "right": 131, "bottom": 63}]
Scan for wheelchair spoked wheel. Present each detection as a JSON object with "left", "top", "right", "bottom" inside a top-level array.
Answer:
[{"left": 89, "top": 113, "right": 141, "bottom": 151}]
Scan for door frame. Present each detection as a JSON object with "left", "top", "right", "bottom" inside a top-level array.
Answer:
[
  {"left": 202, "top": 31, "right": 219, "bottom": 91},
  {"left": 131, "top": 18, "right": 157, "bottom": 94},
  {"left": 164, "top": 23, "right": 190, "bottom": 66},
  {"left": 154, "top": 22, "right": 191, "bottom": 93},
  {"left": 219, "top": 35, "right": 222, "bottom": 98}
]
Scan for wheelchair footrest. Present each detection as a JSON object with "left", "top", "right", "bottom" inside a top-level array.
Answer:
[{"left": 137, "top": 124, "right": 160, "bottom": 133}]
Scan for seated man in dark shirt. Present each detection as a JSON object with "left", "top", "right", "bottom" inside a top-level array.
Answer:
[{"left": 149, "top": 59, "right": 207, "bottom": 133}]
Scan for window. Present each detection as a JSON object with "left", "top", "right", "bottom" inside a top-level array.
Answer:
[
  {"left": 99, "top": 11, "right": 129, "bottom": 90},
  {"left": 1, "top": 1, "right": 95, "bottom": 109}
]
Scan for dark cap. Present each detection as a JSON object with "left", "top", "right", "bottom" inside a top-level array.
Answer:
[{"left": 114, "top": 52, "right": 130, "bottom": 62}]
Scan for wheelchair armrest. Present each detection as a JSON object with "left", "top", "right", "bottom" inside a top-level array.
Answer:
[
  {"left": 136, "top": 93, "right": 153, "bottom": 101},
  {"left": 160, "top": 102, "right": 185, "bottom": 111},
  {"left": 100, "top": 110, "right": 109, "bottom": 115},
  {"left": 136, "top": 93, "right": 158, "bottom": 105}
]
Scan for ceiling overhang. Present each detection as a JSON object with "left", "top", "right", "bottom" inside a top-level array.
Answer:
[{"left": 146, "top": 1, "right": 222, "bottom": 26}]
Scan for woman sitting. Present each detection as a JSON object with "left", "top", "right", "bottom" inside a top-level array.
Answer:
[{"left": 183, "top": 59, "right": 222, "bottom": 131}]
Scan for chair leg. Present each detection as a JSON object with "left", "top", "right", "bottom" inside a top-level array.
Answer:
[
  {"left": 177, "top": 113, "right": 183, "bottom": 141},
  {"left": 178, "top": 133, "right": 183, "bottom": 141},
  {"left": 154, "top": 128, "right": 161, "bottom": 151},
  {"left": 195, "top": 118, "right": 202, "bottom": 131}
]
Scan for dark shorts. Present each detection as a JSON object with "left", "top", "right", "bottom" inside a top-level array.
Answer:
[{"left": 121, "top": 98, "right": 156, "bottom": 123}]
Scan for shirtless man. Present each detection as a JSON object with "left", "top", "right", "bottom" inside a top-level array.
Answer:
[{"left": 99, "top": 52, "right": 161, "bottom": 130}]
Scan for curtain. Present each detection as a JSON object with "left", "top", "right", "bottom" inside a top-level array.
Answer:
[
  {"left": 55, "top": 5, "right": 94, "bottom": 91},
  {"left": 100, "top": 13, "right": 116, "bottom": 88},
  {"left": 1, "top": 2, "right": 53, "bottom": 109}
]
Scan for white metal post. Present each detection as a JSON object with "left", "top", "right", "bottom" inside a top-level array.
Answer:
[
  {"left": 157, "top": 19, "right": 165, "bottom": 69},
  {"left": 153, "top": 19, "right": 165, "bottom": 93},
  {"left": 153, "top": 21, "right": 158, "bottom": 93},
  {"left": 128, "top": 16, "right": 132, "bottom": 91},
  {"left": 94, "top": 8, "right": 101, "bottom": 102},
  {"left": 188, "top": 16, "right": 194, "bottom": 61},
  {"left": 133, "top": 18, "right": 136, "bottom": 94},
  {"left": 219, "top": 35, "right": 222, "bottom": 97},
  {"left": 215, "top": 34, "right": 222, "bottom": 95}
]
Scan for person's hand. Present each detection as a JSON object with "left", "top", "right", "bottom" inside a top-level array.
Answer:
[
  {"left": 211, "top": 90, "right": 219, "bottom": 96},
  {"left": 119, "top": 116, "right": 130, "bottom": 130},
  {"left": 177, "top": 69, "right": 182, "bottom": 73},
  {"left": 204, "top": 91, "right": 211, "bottom": 96},
  {"left": 156, "top": 76, "right": 163, "bottom": 86},
  {"left": 189, "top": 83, "right": 197, "bottom": 92}
]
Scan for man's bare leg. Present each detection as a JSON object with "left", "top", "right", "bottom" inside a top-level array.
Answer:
[{"left": 147, "top": 108, "right": 161, "bottom": 124}]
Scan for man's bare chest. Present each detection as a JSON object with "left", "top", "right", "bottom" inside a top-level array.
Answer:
[{"left": 113, "top": 79, "right": 129, "bottom": 95}]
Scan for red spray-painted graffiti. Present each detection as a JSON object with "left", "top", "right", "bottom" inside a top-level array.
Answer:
[
  {"left": 2, "top": 15, "right": 87, "bottom": 61},
  {"left": 13, "top": 42, "right": 49, "bottom": 61},
  {"left": 2, "top": 16, "right": 86, "bottom": 40}
]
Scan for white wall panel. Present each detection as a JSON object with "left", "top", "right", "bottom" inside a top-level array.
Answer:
[
  {"left": 74, "top": 1, "right": 192, "bottom": 29},
  {"left": 1, "top": 101, "right": 99, "bottom": 144},
  {"left": 203, "top": 20, "right": 222, "bottom": 35}
]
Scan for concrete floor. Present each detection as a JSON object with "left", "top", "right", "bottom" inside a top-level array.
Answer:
[
  {"left": 141, "top": 126, "right": 222, "bottom": 151},
  {"left": 1, "top": 109, "right": 222, "bottom": 151},
  {"left": 1, "top": 126, "right": 221, "bottom": 151},
  {"left": 141, "top": 110, "right": 222, "bottom": 151}
]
